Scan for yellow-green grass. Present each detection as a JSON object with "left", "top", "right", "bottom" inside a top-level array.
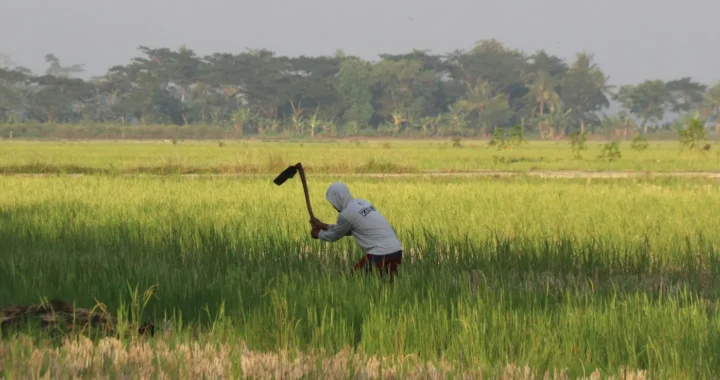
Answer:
[
  {"left": 0, "top": 139, "right": 719, "bottom": 175},
  {"left": 2, "top": 174, "right": 720, "bottom": 377}
]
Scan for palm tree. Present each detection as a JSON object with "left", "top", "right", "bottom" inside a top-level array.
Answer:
[
  {"left": 418, "top": 115, "right": 441, "bottom": 136},
  {"left": 456, "top": 80, "right": 492, "bottom": 119},
  {"left": 543, "top": 104, "right": 573, "bottom": 140},
  {"left": 442, "top": 104, "right": 468, "bottom": 136},
  {"left": 390, "top": 110, "right": 407, "bottom": 136},
  {"left": 306, "top": 106, "right": 322, "bottom": 137},
  {"left": 561, "top": 52, "right": 612, "bottom": 134},
  {"left": 526, "top": 70, "right": 560, "bottom": 117}
]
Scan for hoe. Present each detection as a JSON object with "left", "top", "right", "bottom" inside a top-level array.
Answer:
[{"left": 273, "top": 162, "right": 315, "bottom": 220}]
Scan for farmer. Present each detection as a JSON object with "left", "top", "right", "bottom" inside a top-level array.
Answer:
[{"left": 310, "top": 182, "right": 403, "bottom": 278}]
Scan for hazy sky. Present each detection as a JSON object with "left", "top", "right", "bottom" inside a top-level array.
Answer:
[{"left": 2, "top": 0, "right": 718, "bottom": 86}]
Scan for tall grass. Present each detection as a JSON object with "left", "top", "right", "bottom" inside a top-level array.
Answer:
[{"left": 1, "top": 175, "right": 720, "bottom": 377}]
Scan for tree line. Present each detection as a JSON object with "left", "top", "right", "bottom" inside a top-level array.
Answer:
[{"left": 0, "top": 40, "right": 718, "bottom": 138}]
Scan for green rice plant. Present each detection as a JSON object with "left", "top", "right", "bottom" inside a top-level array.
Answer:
[{"left": 1, "top": 150, "right": 720, "bottom": 377}]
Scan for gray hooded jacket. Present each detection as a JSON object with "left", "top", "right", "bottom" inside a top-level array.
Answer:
[{"left": 318, "top": 182, "right": 402, "bottom": 255}]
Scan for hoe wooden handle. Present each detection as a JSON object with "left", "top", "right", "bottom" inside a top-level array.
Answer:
[{"left": 296, "top": 163, "right": 315, "bottom": 219}]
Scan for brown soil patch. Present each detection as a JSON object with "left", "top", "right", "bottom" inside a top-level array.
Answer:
[{"left": 0, "top": 299, "right": 154, "bottom": 337}]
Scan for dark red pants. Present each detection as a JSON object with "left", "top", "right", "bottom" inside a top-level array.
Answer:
[{"left": 352, "top": 250, "right": 402, "bottom": 278}]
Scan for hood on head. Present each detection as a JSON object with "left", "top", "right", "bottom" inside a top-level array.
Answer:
[{"left": 325, "top": 182, "right": 353, "bottom": 212}]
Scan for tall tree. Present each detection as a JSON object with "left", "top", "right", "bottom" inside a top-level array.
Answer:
[
  {"left": 126, "top": 46, "right": 201, "bottom": 124},
  {"left": 527, "top": 50, "right": 568, "bottom": 84},
  {"left": 526, "top": 70, "right": 560, "bottom": 117},
  {"left": 456, "top": 80, "right": 491, "bottom": 121},
  {"left": 202, "top": 52, "right": 249, "bottom": 123},
  {"left": 283, "top": 55, "right": 342, "bottom": 131},
  {"left": 665, "top": 77, "right": 706, "bottom": 114},
  {"left": 615, "top": 80, "right": 671, "bottom": 134},
  {"left": 560, "top": 52, "right": 611, "bottom": 133},
  {"left": 27, "top": 75, "right": 90, "bottom": 123},
  {"left": 337, "top": 58, "right": 374, "bottom": 128},
  {"left": 378, "top": 49, "right": 455, "bottom": 116},
  {"left": 44, "top": 54, "right": 85, "bottom": 78},
  {"left": 446, "top": 39, "right": 530, "bottom": 123},
  {"left": 478, "top": 94, "right": 511, "bottom": 133},
  {"left": 371, "top": 57, "right": 436, "bottom": 130},
  {"left": 0, "top": 68, "right": 29, "bottom": 122},
  {"left": 235, "top": 49, "right": 289, "bottom": 123}
]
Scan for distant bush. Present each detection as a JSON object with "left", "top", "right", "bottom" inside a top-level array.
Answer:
[
  {"left": 598, "top": 141, "right": 622, "bottom": 161},
  {"left": 630, "top": 134, "right": 649, "bottom": 151},
  {"left": 678, "top": 117, "right": 706, "bottom": 152},
  {"left": 569, "top": 130, "right": 588, "bottom": 159}
]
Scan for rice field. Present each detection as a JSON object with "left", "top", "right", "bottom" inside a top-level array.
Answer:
[
  {"left": 0, "top": 139, "right": 719, "bottom": 174},
  {"left": 2, "top": 140, "right": 720, "bottom": 378}
]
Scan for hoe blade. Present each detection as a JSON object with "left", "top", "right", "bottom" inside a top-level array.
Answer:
[{"left": 273, "top": 165, "right": 298, "bottom": 185}]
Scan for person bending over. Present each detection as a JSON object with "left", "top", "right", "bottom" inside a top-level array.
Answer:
[{"left": 310, "top": 182, "right": 402, "bottom": 278}]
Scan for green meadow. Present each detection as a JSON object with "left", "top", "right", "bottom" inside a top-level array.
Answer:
[
  {"left": 1, "top": 140, "right": 720, "bottom": 378},
  {"left": 0, "top": 139, "right": 719, "bottom": 174}
]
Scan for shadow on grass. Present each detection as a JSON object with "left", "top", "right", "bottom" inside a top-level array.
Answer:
[{"left": 2, "top": 202, "right": 720, "bottom": 348}]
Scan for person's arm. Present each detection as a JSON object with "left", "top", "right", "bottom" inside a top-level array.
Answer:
[
  {"left": 312, "top": 218, "right": 352, "bottom": 235},
  {"left": 310, "top": 217, "right": 330, "bottom": 230},
  {"left": 317, "top": 215, "right": 353, "bottom": 242}
]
